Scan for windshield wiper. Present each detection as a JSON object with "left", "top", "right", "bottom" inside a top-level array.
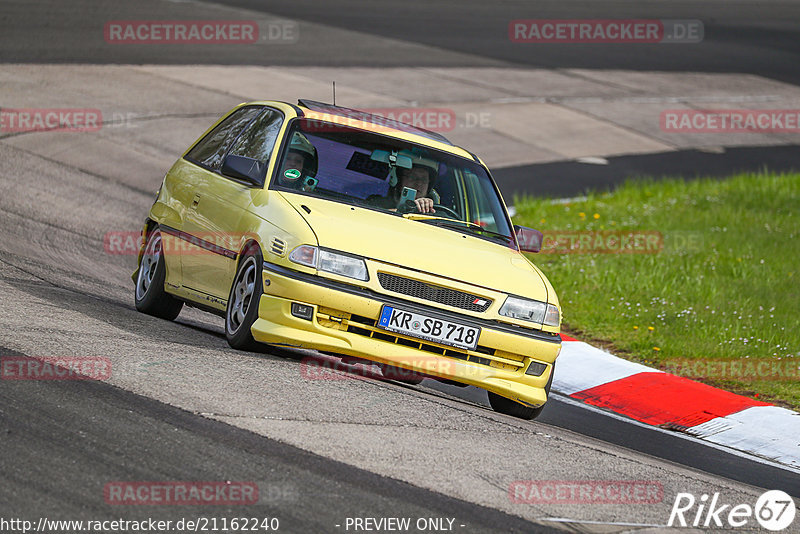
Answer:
[
  {"left": 402, "top": 213, "right": 458, "bottom": 223},
  {"left": 409, "top": 217, "right": 513, "bottom": 244}
]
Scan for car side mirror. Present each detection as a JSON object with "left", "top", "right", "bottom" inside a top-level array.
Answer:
[
  {"left": 514, "top": 225, "right": 543, "bottom": 253},
  {"left": 221, "top": 155, "right": 266, "bottom": 187}
]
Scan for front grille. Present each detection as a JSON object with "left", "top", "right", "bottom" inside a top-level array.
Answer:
[{"left": 377, "top": 273, "right": 492, "bottom": 312}]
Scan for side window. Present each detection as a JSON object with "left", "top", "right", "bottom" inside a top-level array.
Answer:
[
  {"left": 228, "top": 109, "right": 283, "bottom": 164},
  {"left": 185, "top": 106, "right": 262, "bottom": 171},
  {"left": 464, "top": 170, "right": 499, "bottom": 231}
]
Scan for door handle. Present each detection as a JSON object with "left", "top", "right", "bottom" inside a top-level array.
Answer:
[{"left": 191, "top": 194, "right": 200, "bottom": 209}]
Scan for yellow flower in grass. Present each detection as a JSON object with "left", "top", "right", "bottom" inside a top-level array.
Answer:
[
  {"left": 540, "top": 218, "right": 546, "bottom": 224},
  {"left": 648, "top": 326, "right": 655, "bottom": 331},
  {"left": 593, "top": 213, "right": 600, "bottom": 219},
  {"left": 578, "top": 212, "right": 586, "bottom": 219},
  {"left": 653, "top": 347, "right": 661, "bottom": 351},
  {"left": 633, "top": 325, "right": 639, "bottom": 330}
]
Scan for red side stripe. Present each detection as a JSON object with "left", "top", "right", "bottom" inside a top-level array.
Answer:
[
  {"left": 560, "top": 334, "right": 579, "bottom": 341},
  {"left": 570, "top": 372, "right": 770, "bottom": 427}
]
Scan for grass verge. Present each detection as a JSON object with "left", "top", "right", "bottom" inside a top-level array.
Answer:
[{"left": 514, "top": 171, "right": 800, "bottom": 410}]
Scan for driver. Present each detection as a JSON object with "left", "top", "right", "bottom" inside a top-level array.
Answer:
[
  {"left": 277, "top": 132, "right": 317, "bottom": 190},
  {"left": 396, "top": 164, "right": 436, "bottom": 213},
  {"left": 373, "top": 153, "right": 439, "bottom": 213}
]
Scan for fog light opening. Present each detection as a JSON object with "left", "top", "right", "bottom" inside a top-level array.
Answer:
[
  {"left": 291, "top": 302, "right": 314, "bottom": 320},
  {"left": 525, "top": 361, "right": 547, "bottom": 377}
]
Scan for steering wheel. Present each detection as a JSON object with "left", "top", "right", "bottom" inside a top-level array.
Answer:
[{"left": 432, "top": 204, "right": 460, "bottom": 218}]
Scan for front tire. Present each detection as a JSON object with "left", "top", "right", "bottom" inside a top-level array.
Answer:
[
  {"left": 134, "top": 228, "right": 183, "bottom": 320},
  {"left": 225, "top": 246, "right": 264, "bottom": 351},
  {"left": 488, "top": 363, "right": 555, "bottom": 420}
]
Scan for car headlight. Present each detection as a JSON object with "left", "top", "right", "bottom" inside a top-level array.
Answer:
[
  {"left": 289, "top": 246, "right": 369, "bottom": 281},
  {"left": 499, "top": 296, "right": 559, "bottom": 326},
  {"left": 318, "top": 249, "right": 369, "bottom": 280}
]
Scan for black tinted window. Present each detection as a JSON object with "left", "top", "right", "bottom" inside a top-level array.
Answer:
[{"left": 185, "top": 106, "right": 262, "bottom": 170}]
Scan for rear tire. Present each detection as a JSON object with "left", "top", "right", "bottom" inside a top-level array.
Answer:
[
  {"left": 488, "top": 363, "right": 554, "bottom": 420},
  {"left": 225, "top": 246, "right": 264, "bottom": 351},
  {"left": 134, "top": 228, "right": 183, "bottom": 320}
]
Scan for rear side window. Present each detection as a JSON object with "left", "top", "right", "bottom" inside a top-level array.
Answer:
[{"left": 185, "top": 106, "right": 262, "bottom": 171}]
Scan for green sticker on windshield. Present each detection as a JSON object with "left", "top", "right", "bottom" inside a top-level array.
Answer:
[{"left": 284, "top": 168, "right": 301, "bottom": 180}]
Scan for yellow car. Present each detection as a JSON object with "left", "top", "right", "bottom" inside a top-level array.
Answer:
[{"left": 133, "top": 99, "right": 561, "bottom": 419}]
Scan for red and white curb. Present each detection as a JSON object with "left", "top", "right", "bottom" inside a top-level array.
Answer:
[{"left": 553, "top": 335, "right": 800, "bottom": 469}]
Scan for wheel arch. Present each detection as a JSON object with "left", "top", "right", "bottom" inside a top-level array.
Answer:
[
  {"left": 228, "top": 237, "right": 264, "bottom": 298},
  {"left": 239, "top": 238, "right": 263, "bottom": 264}
]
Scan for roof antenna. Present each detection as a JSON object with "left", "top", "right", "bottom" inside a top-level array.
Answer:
[{"left": 332, "top": 81, "right": 336, "bottom": 106}]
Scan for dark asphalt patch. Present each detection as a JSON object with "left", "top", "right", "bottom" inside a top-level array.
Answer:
[{"left": 492, "top": 144, "right": 800, "bottom": 198}]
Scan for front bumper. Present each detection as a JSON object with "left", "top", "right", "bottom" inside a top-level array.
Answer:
[{"left": 253, "top": 262, "right": 561, "bottom": 407}]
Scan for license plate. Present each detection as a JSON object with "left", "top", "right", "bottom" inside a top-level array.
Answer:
[{"left": 377, "top": 305, "right": 480, "bottom": 351}]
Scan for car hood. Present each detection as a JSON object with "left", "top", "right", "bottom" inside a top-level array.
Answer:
[{"left": 280, "top": 193, "right": 549, "bottom": 302}]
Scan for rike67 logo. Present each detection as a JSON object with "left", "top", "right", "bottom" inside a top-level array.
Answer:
[{"left": 668, "top": 490, "right": 796, "bottom": 531}]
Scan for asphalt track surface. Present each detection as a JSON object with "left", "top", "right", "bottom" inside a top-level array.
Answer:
[
  {"left": 0, "top": 351, "right": 545, "bottom": 533},
  {"left": 4, "top": 0, "right": 800, "bottom": 84},
  {"left": 2, "top": 1, "right": 800, "bottom": 532}
]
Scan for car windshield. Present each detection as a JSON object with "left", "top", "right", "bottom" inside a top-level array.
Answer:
[{"left": 271, "top": 118, "right": 514, "bottom": 245}]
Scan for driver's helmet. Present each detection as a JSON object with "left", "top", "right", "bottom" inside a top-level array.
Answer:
[
  {"left": 286, "top": 132, "right": 318, "bottom": 178},
  {"left": 411, "top": 154, "right": 438, "bottom": 184}
]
